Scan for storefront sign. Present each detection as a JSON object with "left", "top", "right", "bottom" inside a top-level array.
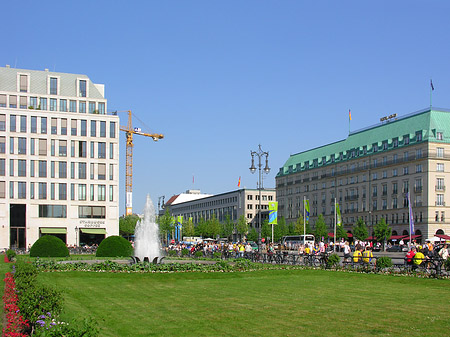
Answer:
[{"left": 79, "top": 220, "right": 105, "bottom": 228}]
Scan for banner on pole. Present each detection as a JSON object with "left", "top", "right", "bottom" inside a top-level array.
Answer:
[
  {"left": 268, "top": 202, "right": 278, "bottom": 225},
  {"left": 336, "top": 203, "right": 342, "bottom": 227},
  {"left": 304, "top": 199, "right": 310, "bottom": 224}
]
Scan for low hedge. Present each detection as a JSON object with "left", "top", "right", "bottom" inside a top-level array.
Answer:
[
  {"left": 96, "top": 236, "right": 133, "bottom": 257},
  {"left": 30, "top": 235, "right": 69, "bottom": 257}
]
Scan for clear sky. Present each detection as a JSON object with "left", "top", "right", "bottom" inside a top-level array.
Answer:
[{"left": 3, "top": 1, "right": 450, "bottom": 214}]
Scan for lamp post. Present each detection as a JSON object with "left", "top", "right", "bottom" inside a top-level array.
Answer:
[
  {"left": 75, "top": 226, "right": 78, "bottom": 247},
  {"left": 250, "top": 144, "right": 270, "bottom": 246}
]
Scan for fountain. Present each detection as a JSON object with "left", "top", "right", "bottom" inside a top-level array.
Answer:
[{"left": 134, "top": 195, "right": 162, "bottom": 262}]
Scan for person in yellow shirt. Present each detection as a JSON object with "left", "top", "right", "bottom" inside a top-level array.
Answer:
[
  {"left": 353, "top": 245, "right": 363, "bottom": 264},
  {"left": 363, "top": 246, "right": 376, "bottom": 265},
  {"left": 413, "top": 248, "right": 426, "bottom": 269}
]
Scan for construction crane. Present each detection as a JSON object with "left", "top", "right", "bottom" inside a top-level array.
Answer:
[{"left": 119, "top": 110, "right": 164, "bottom": 215}]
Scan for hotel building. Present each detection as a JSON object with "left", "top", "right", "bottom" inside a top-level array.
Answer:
[
  {"left": 276, "top": 108, "right": 450, "bottom": 241},
  {"left": 0, "top": 66, "right": 119, "bottom": 250}
]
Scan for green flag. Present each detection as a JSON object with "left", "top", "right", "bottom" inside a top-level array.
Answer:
[
  {"left": 177, "top": 216, "right": 183, "bottom": 228},
  {"left": 336, "top": 203, "right": 342, "bottom": 227},
  {"left": 304, "top": 199, "right": 310, "bottom": 224},
  {"left": 268, "top": 202, "right": 278, "bottom": 225}
]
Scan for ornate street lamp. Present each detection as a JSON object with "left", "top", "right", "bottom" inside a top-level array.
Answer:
[{"left": 250, "top": 144, "right": 270, "bottom": 246}]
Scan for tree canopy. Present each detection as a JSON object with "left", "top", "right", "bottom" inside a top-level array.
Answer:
[
  {"left": 353, "top": 217, "right": 368, "bottom": 241},
  {"left": 119, "top": 214, "right": 140, "bottom": 237}
]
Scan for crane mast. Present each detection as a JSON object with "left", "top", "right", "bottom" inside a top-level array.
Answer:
[{"left": 120, "top": 111, "right": 163, "bottom": 215}]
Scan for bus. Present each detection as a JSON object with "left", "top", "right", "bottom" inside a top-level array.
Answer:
[{"left": 282, "top": 235, "right": 315, "bottom": 249}]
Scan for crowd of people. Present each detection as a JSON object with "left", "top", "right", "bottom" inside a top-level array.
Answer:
[{"left": 405, "top": 242, "right": 448, "bottom": 270}]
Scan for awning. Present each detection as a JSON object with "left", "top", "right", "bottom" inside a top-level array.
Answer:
[
  {"left": 390, "top": 235, "right": 407, "bottom": 240},
  {"left": 40, "top": 228, "right": 67, "bottom": 234},
  {"left": 80, "top": 228, "right": 107, "bottom": 235},
  {"left": 328, "top": 232, "right": 353, "bottom": 238},
  {"left": 436, "top": 234, "right": 450, "bottom": 240}
]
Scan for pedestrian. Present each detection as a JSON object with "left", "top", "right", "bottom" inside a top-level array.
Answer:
[
  {"left": 343, "top": 241, "right": 351, "bottom": 262},
  {"left": 439, "top": 244, "right": 448, "bottom": 260}
]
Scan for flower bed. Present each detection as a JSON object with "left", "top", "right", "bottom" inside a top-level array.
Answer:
[{"left": 2, "top": 271, "right": 29, "bottom": 336}]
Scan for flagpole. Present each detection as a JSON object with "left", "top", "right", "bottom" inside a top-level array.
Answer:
[
  {"left": 430, "top": 79, "right": 434, "bottom": 109},
  {"left": 334, "top": 198, "right": 337, "bottom": 252},
  {"left": 303, "top": 196, "right": 306, "bottom": 245}
]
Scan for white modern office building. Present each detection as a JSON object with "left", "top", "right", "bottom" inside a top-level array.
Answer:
[{"left": 0, "top": 66, "right": 120, "bottom": 250}]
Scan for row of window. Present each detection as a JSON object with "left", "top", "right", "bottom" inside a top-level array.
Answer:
[
  {"left": 13, "top": 74, "right": 88, "bottom": 97},
  {"left": 39, "top": 205, "right": 106, "bottom": 219},
  {"left": 246, "top": 194, "right": 274, "bottom": 201},
  {"left": 1, "top": 114, "right": 115, "bottom": 138},
  {"left": 0, "top": 94, "right": 105, "bottom": 114},
  {"left": 2, "top": 159, "right": 115, "bottom": 180},
  {"left": 3, "top": 137, "right": 116, "bottom": 159},
  {"left": 2, "top": 181, "right": 115, "bottom": 202}
]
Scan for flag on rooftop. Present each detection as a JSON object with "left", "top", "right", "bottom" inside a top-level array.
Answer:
[
  {"left": 431, "top": 79, "right": 434, "bottom": 91},
  {"left": 238, "top": 176, "right": 241, "bottom": 187},
  {"left": 349, "top": 109, "right": 352, "bottom": 121}
]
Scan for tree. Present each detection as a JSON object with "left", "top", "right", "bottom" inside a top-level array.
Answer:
[
  {"left": 247, "top": 227, "right": 258, "bottom": 242},
  {"left": 236, "top": 215, "right": 248, "bottom": 240},
  {"left": 353, "top": 217, "right": 368, "bottom": 241},
  {"left": 261, "top": 220, "right": 271, "bottom": 242},
  {"left": 195, "top": 218, "right": 207, "bottom": 237},
  {"left": 221, "top": 214, "right": 235, "bottom": 240},
  {"left": 314, "top": 214, "right": 328, "bottom": 241},
  {"left": 294, "top": 216, "right": 304, "bottom": 235},
  {"left": 158, "top": 210, "right": 174, "bottom": 244},
  {"left": 336, "top": 225, "right": 348, "bottom": 241},
  {"left": 374, "top": 218, "right": 392, "bottom": 251},
  {"left": 183, "top": 217, "right": 195, "bottom": 238},
  {"left": 206, "top": 214, "right": 221, "bottom": 239},
  {"left": 119, "top": 214, "right": 140, "bottom": 238}
]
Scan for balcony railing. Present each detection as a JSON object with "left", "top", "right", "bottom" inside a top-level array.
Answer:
[{"left": 435, "top": 185, "right": 446, "bottom": 192}]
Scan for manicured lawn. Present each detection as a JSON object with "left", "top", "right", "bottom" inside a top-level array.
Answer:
[{"left": 37, "top": 269, "right": 450, "bottom": 336}]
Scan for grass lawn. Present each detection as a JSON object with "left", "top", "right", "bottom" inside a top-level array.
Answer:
[{"left": 37, "top": 269, "right": 450, "bottom": 337}]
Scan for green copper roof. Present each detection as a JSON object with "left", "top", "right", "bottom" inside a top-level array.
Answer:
[{"left": 277, "top": 108, "right": 450, "bottom": 177}]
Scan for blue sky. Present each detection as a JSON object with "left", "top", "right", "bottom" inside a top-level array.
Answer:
[{"left": 3, "top": 1, "right": 450, "bottom": 214}]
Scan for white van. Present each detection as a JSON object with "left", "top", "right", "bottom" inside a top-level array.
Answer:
[{"left": 282, "top": 235, "right": 315, "bottom": 249}]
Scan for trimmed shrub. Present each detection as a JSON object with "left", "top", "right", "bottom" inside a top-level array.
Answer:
[
  {"left": 96, "top": 236, "right": 133, "bottom": 257},
  {"left": 30, "top": 235, "right": 69, "bottom": 257},
  {"left": 213, "top": 251, "right": 222, "bottom": 259},
  {"left": 181, "top": 248, "right": 189, "bottom": 256},
  {"left": 194, "top": 251, "right": 203, "bottom": 258},
  {"left": 377, "top": 256, "right": 393, "bottom": 269},
  {"left": 326, "top": 253, "right": 340, "bottom": 268},
  {"left": 443, "top": 258, "right": 450, "bottom": 271},
  {"left": 168, "top": 250, "right": 177, "bottom": 257},
  {"left": 6, "top": 249, "right": 16, "bottom": 261}
]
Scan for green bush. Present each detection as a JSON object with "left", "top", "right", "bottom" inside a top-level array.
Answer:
[
  {"left": 326, "top": 253, "right": 340, "bottom": 268},
  {"left": 377, "top": 256, "right": 393, "bottom": 269},
  {"left": 213, "top": 251, "right": 222, "bottom": 259},
  {"left": 96, "top": 236, "right": 133, "bottom": 257},
  {"left": 30, "top": 235, "right": 69, "bottom": 257},
  {"left": 14, "top": 261, "right": 38, "bottom": 291},
  {"left": 181, "top": 248, "right": 189, "bottom": 256},
  {"left": 444, "top": 258, "right": 450, "bottom": 271},
  {"left": 6, "top": 249, "right": 16, "bottom": 261},
  {"left": 194, "top": 251, "right": 203, "bottom": 258},
  {"left": 168, "top": 250, "right": 177, "bottom": 257}
]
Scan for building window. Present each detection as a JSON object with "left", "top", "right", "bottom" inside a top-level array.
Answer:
[
  {"left": 98, "top": 102, "right": 105, "bottom": 114},
  {"left": 403, "top": 166, "right": 409, "bottom": 175},
  {"left": 41, "top": 117, "right": 47, "bottom": 134},
  {"left": 50, "top": 98, "right": 57, "bottom": 111},
  {"left": 416, "top": 164, "right": 422, "bottom": 173},
  {"left": 109, "top": 143, "right": 114, "bottom": 159},
  {"left": 436, "top": 194, "right": 444, "bottom": 206},
  {"left": 39, "top": 139, "right": 47, "bottom": 155},
  {"left": 71, "top": 141, "right": 75, "bottom": 157},
  {"left": 90, "top": 142, "right": 95, "bottom": 158},
  {"left": 110, "top": 122, "right": 116, "bottom": 138},
  {"left": 10, "top": 115, "right": 16, "bottom": 132},
  {"left": 30, "top": 160, "right": 35, "bottom": 177},
  {"left": 9, "top": 95, "right": 17, "bottom": 108},
  {"left": 90, "top": 120, "right": 96, "bottom": 137},
  {"left": 437, "top": 132, "right": 443, "bottom": 140},
  {"left": 51, "top": 183, "right": 55, "bottom": 200},
  {"left": 59, "top": 183, "right": 67, "bottom": 200},
  {"left": 10, "top": 138, "right": 14, "bottom": 154},
  {"left": 51, "top": 118, "right": 57, "bottom": 135},
  {"left": 50, "top": 77, "right": 58, "bottom": 95},
  {"left": 39, "top": 182, "right": 47, "bottom": 199},
  {"left": 71, "top": 119, "right": 77, "bottom": 136},
  {"left": 40, "top": 98, "right": 47, "bottom": 110},
  {"left": 9, "top": 159, "right": 14, "bottom": 176},
  {"left": 0, "top": 137, "right": 4, "bottom": 154},
  {"left": 59, "top": 140, "right": 67, "bottom": 157},
  {"left": 30, "top": 97, "right": 38, "bottom": 109},
  {"left": 90, "top": 185, "right": 94, "bottom": 201},
  {"left": 71, "top": 162, "right": 75, "bottom": 179},
  {"left": 100, "top": 121, "right": 106, "bottom": 137},
  {"left": 109, "top": 164, "right": 114, "bottom": 180},
  {"left": 18, "top": 160, "right": 26, "bottom": 177},
  {"left": 59, "top": 162, "right": 67, "bottom": 178},
  {"left": 20, "top": 116, "right": 26, "bottom": 132},
  {"left": 39, "top": 205, "right": 67, "bottom": 218},
  {"left": 0, "top": 181, "right": 5, "bottom": 198},
  {"left": 31, "top": 116, "right": 37, "bottom": 133},
  {"left": 78, "top": 206, "right": 106, "bottom": 219},
  {"left": 79, "top": 163, "right": 86, "bottom": 179},
  {"left": 19, "top": 95, "right": 26, "bottom": 109},
  {"left": 30, "top": 138, "right": 35, "bottom": 155},
  {"left": 0, "top": 95, "right": 5, "bottom": 108},
  {"left": 18, "top": 138, "right": 26, "bottom": 154},
  {"left": 78, "top": 184, "right": 86, "bottom": 200},
  {"left": 79, "top": 141, "right": 86, "bottom": 157},
  {"left": 437, "top": 147, "right": 444, "bottom": 158},
  {"left": 81, "top": 120, "right": 87, "bottom": 136},
  {"left": 404, "top": 135, "right": 410, "bottom": 145},
  {"left": 0, "top": 114, "right": 5, "bottom": 131},
  {"left": 79, "top": 80, "right": 87, "bottom": 97},
  {"left": 89, "top": 102, "right": 96, "bottom": 113},
  {"left": 69, "top": 100, "right": 77, "bottom": 112},
  {"left": 19, "top": 75, "right": 28, "bottom": 92},
  {"left": 10, "top": 182, "right": 14, "bottom": 198},
  {"left": 61, "top": 118, "right": 67, "bottom": 135},
  {"left": 98, "top": 163, "right": 106, "bottom": 180},
  {"left": 109, "top": 185, "right": 114, "bottom": 201},
  {"left": 71, "top": 183, "right": 75, "bottom": 200},
  {"left": 416, "top": 131, "right": 422, "bottom": 142},
  {"left": 79, "top": 101, "right": 86, "bottom": 113},
  {"left": 30, "top": 182, "right": 34, "bottom": 199},
  {"left": 90, "top": 163, "right": 94, "bottom": 179},
  {"left": 98, "top": 142, "right": 106, "bottom": 159},
  {"left": 60, "top": 99, "right": 67, "bottom": 112},
  {"left": 98, "top": 185, "right": 106, "bottom": 201},
  {"left": 39, "top": 160, "right": 47, "bottom": 177},
  {"left": 437, "top": 163, "right": 444, "bottom": 172}
]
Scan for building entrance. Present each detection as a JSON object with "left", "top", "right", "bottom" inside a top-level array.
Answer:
[{"left": 10, "top": 204, "right": 26, "bottom": 249}]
